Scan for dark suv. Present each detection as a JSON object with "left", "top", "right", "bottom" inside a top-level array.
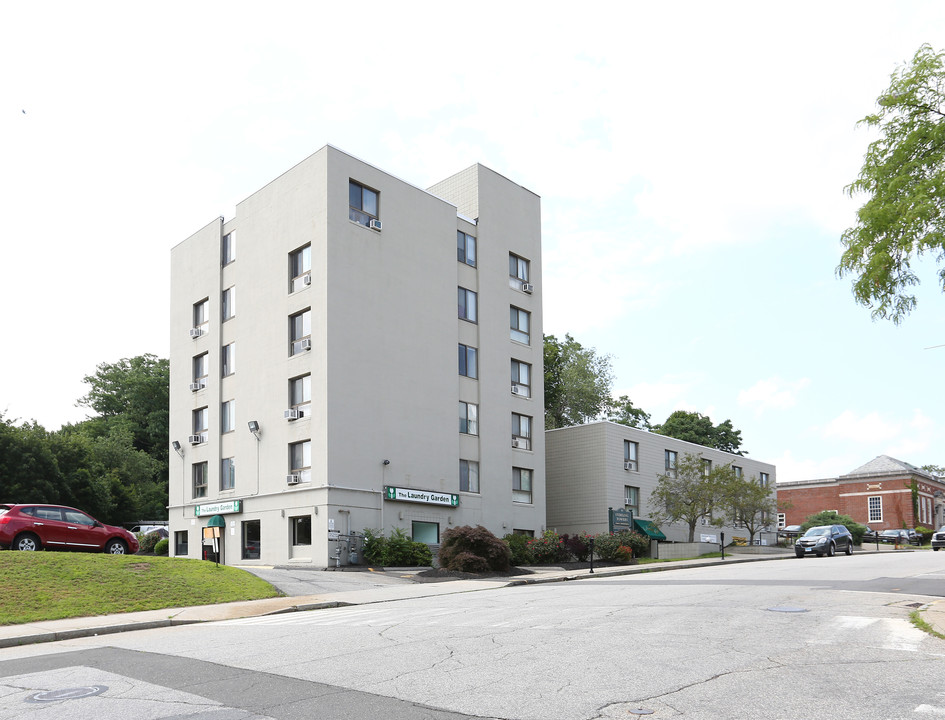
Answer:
[
  {"left": 795, "top": 524, "right": 854, "bottom": 558},
  {"left": 0, "top": 504, "right": 139, "bottom": 554}
]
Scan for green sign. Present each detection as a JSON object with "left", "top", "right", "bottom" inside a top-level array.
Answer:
[
  {"left": 609, "top": 507, "right": 634, "bottom": 533},
  {"left": 385, "top": 486, "right": 459, "bottom": 507},
  {"left": 195, "top": 500, "right": 242, "bottom": 517}
]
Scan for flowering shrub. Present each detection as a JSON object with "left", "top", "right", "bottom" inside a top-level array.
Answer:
[
  {"left": 615, "top": 545, "right": 633, "bottom": 562},
  {"left": 593, "top": 530, "right": 649, "bottom": 562},
  {"left": 504, "top": 533, "right": 534, "bottom": 566},
  {"left": 561, "top": 532, "right": 593, "bottom": 562},
  {"left": 527, "top": 530, "right": 571, "bottom": 564}
]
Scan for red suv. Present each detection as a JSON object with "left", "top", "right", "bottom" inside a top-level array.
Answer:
[{"left": 0, "top": 504, "right": 139, "bottom": 554}]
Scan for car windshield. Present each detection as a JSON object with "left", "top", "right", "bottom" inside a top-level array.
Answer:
[
  {"left": 804, "top": 527, "right": 830, "bottom": 537},
  {"left": 880, "top": 530, "right": 901, "bottom": 535}
]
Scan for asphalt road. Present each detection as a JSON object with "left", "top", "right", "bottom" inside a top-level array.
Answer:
[{"left": 2, "top": 552, "right": 944, "bottom": 719}]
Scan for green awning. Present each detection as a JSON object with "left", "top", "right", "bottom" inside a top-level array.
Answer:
[{"left": 634, "top": 519, "right": 666, "bottom": 540}]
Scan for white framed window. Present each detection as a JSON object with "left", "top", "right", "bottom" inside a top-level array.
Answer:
[
  {"left": 458, "top": 287, "right": 478, "bottom": 323},
  {"left": 512, "top": 413, "right": 532, "bottom": 450},
  {"left": 175, "top": 530, "right": 188, "bottom": 556},
  {"left": 868, "top": 496, "right": 883, "bottom": 522},
  {"left": 221, "top": 343, "right": 235, "bottom": 377},
  {"left": 192, "top": 407, "right": 208, "bottom": 441},
  {"left": 192, "top": 461, "right": 208, "bottom": 499},
  {"left": 291, "top": 516, "right": 311, "bottom": 546},
  {"left": 289, "top": 374, "right": 311, "bottom": 418},
  {"left": 457, "top": 231, "right": 476, "bottom": 267},
  {"left": 759, "top": 472, "right": 770, "bottom": 487},
  {"left": 624, "top": 486, "right": 639, "bottom": 515},
  {"left": 193, "top": 298, "right": 209, "bottom": 335},
  {"left": 624, "top": 440, "right": 639, "bottom": 471},
  {"left": 242, "top": 520, "right": 260, "bottom": 560},
  {"left": 509, "top": 253, "right": 529, "bottom": 283},
  {"left": 459, "top": 402, "right": 479, "bottom": 436},
  {"left": 290, "top": 309, "right": 312, "bottom": 355},
  {"left": 513, "top": 467, "right": 532, "bottom": 504},
  {"left": 459, "top": 344, "right": 478, "bottom": 379},
  {"left": 777, "top": 513, "right": 786, "bottom": 528},
  {"left": 193, "top": 352, "right": 208, "bottom": 389},
  {"left": 511, "top": 359, "right": 531, "bottom": 397},
  {"left": 221, "top": 231, "right": 235, "bottom": 266},
  {"left": 460, "top": 459, "right": 479, "bottom": 493},
  {"left": 222, "top": 287, "right": 235, "bottom": 321},
  {"left": 664, "top": 450, "right": 678, "bottom": 478},
  {"left": 349, "top": 179, "right": 379, "bottom": 226},
  {"left": 412, "top": 521, "right": 439, "bottom": 544},
  {"left": 703, "top": 458, "right": 712, "bottom": 477},
  {"left": 221, "top": 400, "right": 235, "bottom": 433},
  {"left": 221, "top": 457, "right": 235, "bottom": 491},
  {"left": 290, "top": 244, "right": 311, "bottom": 293},
  {"left": 289, "top": 440, "right": 312, "bottom": 483},
  {"left": 733, "top": 465, "right": 743, "bottom": 479},
  {"left": 510, "top": 306, "right": 530, "bottom": 344}
]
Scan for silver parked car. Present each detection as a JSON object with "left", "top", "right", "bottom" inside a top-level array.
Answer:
[{"left": 932, "top": 527, "right": 945, "bottom": 551}]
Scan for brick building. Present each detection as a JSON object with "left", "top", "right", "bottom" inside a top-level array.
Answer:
[{"left": 777, "top": 456, "right": 945, "bottom": 532}]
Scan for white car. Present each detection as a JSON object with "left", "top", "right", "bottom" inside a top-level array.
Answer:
[{"left": 932, "top": 527, "right": 945, "bottom": 551}]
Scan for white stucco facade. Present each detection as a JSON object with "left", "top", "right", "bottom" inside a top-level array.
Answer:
[{"left": 169, "top": 146, "right": 545, "bottom": 566}]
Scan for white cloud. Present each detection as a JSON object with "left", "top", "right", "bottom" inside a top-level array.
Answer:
[
  {"left": 773, "top": 450, "right": 857, "bottom": 484},
  {"left": 738, "top": 378, "right": 811, "bottom": 413},
  {"left": 821, "top": 410, "right": 901, "bottom": 444}
]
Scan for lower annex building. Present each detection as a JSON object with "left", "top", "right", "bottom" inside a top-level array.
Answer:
[{"left": 169, "top": 146, "right": 546, "bottom": 566}]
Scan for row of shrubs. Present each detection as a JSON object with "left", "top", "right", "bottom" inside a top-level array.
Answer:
[
  {"left": 137, "top": 531, "right": 169, "bottom": 555},
  {"left": 362, "top": 525, "right": 650, "bottom": 573}
]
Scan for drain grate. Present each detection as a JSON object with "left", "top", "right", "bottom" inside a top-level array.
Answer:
[
  {"left": 767, "top": 606, "right": 809, "bottom": 613},
  {"left": 25, "top": 686, "right": 108, "bottom": 703}
]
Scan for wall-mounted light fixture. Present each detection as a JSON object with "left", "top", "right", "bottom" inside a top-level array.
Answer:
[
  {"left": 171, "top": 440, "right": 184, "bottom": 458},
  {"left": 248, "top": 420, "right": 260, "bottom": 439},
  {"left": 382, "top": 459, "right": 390, "bottom": 465}
]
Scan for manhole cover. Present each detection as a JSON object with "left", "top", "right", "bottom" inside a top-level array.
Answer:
[
  {"left": 767, "top": 606, "right": 809, "bottom": 613},
  {"left": 26, "top": 686, "right": 108, "bottom": 703}
]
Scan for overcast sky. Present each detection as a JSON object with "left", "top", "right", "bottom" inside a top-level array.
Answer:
[{"left": 2, "top": 1, "right": 944, "bottom": 483}]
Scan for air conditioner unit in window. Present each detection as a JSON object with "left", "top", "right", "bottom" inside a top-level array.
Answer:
[
  {"left": 512, "top": 438, "right": 522, "bottom": 448},
  {"left": 511, "top": 384, "right": 527, "bottom": 396},
  {"left": 188, "top": 435, "right": 203, "bottom": 445},
  {"left": 286, "top": 474, "right": 300, "bottom": 485},
  {"left": 303, "top": 274, "right": 312, "bottom": 286},
  {"left": 284, "top": 409, "right": 299, "bottom": 420},
  {"left": 299, "top": 338, "right": 312, "bottom": 351},
  {"left": 624, "top": 461, "right": 636, "bottom": 471},
  {"left": 189, "top": 328, "right": 203, "bottom": 339},
  {"left": 522, "top": 283, "right": 535, "bottom": 294},
  {"left": 190, "top": 381, "right": 206, "bottom": 392},
  {"left": 369, "top": 218, "right": 382, "bottom": 231}
]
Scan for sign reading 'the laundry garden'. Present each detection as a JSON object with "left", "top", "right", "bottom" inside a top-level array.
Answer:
[{"left": 384, "top": 486, "right": 459, "bottom": 507}]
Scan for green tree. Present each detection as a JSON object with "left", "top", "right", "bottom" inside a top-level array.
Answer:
[
  {"left": 837, "top": 44, "right": 945, "bottom": 323},
  {"left": 0, "top": 415, "right": 61, "bottom": 503},
  {"left": 801, "top": 511, "right": 868, "bottom": 544},
  {"left": 648, "top": 452, "right": 718, "bottom": 542},
  {"left": 543, "top": 334, "right": 615, "bottom": 429},
  {"left": 922, "top": 464, "right": 945, "bottom": 477},
  {"left": 652, "top": 411, "right": 745, "bottom": 455},
  {"left": 603, "top": 395, "right": 651, "bottom": 429},
  {"left": 715, "top": 467, "right": 776, "bottom": 545}
]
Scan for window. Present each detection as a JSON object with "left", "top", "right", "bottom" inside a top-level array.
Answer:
[
  {"left": 457, "top": 231, "right": 476, "bottom": 267},
  {"left": 777, "top": 513, "right": 786, "bottom": 528},
  {"left": 664, "top": 450, "right": 678, "bottom": 477},
  {"left": 459, "top": 344, "right": 478, "bottom": 379},
  {"left": 289, "top": 440, "right": 311, "bottom": 483},
  {"left": 222, "top": 287, "right": 235, "bottom": 321},
  {"left": 510, "top": 307, "right": 530, "bottom": 343},
  {"left": 222, "top": 343, "right": 235, "bottom": 377},
  {"left": 459, "top": 402, "right": 479, "bottom": 436},
  {"left": 349, "top": 180, "right": 379, "bottom": 226},
  {"left": 511, "top": 359, "right": 531, "bottom": 397},
  {"left": 192, "top": 407, "right": 208, "bottom": 441},
  {"left": 412, "top": 521, "right": 439, "bottom": 544},
  {"left": 242, "top": 520, "right": 260, "bottom": 560},
  {"left": 460, "top": 459, "right": 480, "bottom": 493},
  {"left": 868, "top": 496, "right": 883, "bottom": 522},
  {"left": 513, "top": 468, "right": 532, "bottom": 504},
  {"left": 512, "top": 413, "right": 532, "bottom": 450},
  {"left": 192, "top": 462, "right": 208, "bottom": 499},
  {"left": 221, "top": 400, "right": 235, "bottom": 433},
  {"left": 513, "top": 529, "right": 535, "bottom": 537},
  {"left": 624, "top": 440, "right": 639, "bottom": 471},
  {"left": 221, "top": 457, "right": 235, "bottom": 491},
  {"left": 291, "top": 516, "right": 311, "bottom": 546},
  {"left": 221, "top": 231, "right": 235, "bottom": 266},
  {"left": 290, "top": 309, "right": 312, "bottom": 355},
  {"left": 509, "top": 253, "right": 529, "bottom": 283},
  {"left": 289, "top": 374, "right": 311, "bottom": 418},
  {"left": 174, "top": 530, "right": 189, "bottom": 556},
  {"left": 458, "top": 287, "right": 478, "bottom": 322},
  {"left": 703, "top": 459, "right": 712, "bottom": 477},
  {"left": 193, "top": 298, "right": 209, "bottom": 335},
  {"left": 759, "top": 472, "right": 770, "bottom": 488},
  {"left": 624, "top": 486, "right": 639, "bottom": 515},
  {"left": 290, "top": 244, "right": 311, "bottom": 293},
  {"left": 193, "top": 352, "right": 208, "bottom": 389},
  {"left": 733, "top": 465, "right": 743, "bottom": 479}
]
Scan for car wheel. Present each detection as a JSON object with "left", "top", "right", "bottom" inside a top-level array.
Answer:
[
  {"left": 845, "top": 542, "right": 853, "bottom": 555},
  {"left": 827, "top": 543, "right": 836, "bottom": 557},
  {"left": 934, "top": 547, "right": 940, "bottom": 551},
  {"left": 795, "top": 552, "right": 804, "bottom": 558},
  {"left": 14, "top": 533, "right": 41, "bottom": 551},
  {"left": 104, "top": 539, "right": 128, "bottom": 555}
]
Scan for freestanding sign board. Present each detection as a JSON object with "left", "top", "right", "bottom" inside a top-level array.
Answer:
[{"left": 609, "top": 507, "right": 634, "bottom": 533}]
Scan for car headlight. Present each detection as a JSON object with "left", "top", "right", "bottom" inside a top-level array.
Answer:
[{"left": 816, "top": 537, "right": 827, "bottom": 545}]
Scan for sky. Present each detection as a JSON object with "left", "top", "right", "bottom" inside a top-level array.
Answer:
[{"left": 2, "top": 1, "right": 944, "bottom": 483}]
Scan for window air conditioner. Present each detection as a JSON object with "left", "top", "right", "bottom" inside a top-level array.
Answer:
[
  {"left": 511, "top": 384, "right": 527, "bottom": 396},
  {"left": 624, "top": 461, "right": 636, "bottom": 471},
  {"left": 284, "top": 409, "right": 299, "bottom": 420},
  {"left": 512, "top": 438, "right": 521, "bottom": 448},
  {"left": 189, "top": 328, "right": 203, "bottom": 339},
  {"left": 303, "top": 274, "right": 312, "bottom": 286},
  {"left": 286, "top": 474, "right": 300, "bottom": 485},
  {"left": 522, "top": 283, "right": 534, "bottom": 294},
  {"left": 300, "top": 338, "right": 312, "bottom": 351},
  {"left": 189, "top": 382, "right": 202, "bottom": 392},
  {"left": 369, "top": 219, "right": 382, "bottom": 231},
  {"left": 188, "top": 435, "right": 203, "bottom": 445}
]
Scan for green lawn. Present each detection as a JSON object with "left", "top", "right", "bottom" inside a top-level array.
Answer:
[{"left": 0, "top": 552, "right": 281, "bottom": 625}]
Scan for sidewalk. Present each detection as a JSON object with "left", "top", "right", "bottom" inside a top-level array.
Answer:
[{"left": 2, "top": 550, "right": 942, "bottom": 648}]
